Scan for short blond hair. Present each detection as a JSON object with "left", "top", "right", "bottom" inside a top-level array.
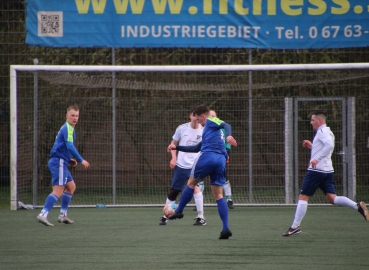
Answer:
[{"left": 67, "top": 105, "right": 79, "bottom": 113}]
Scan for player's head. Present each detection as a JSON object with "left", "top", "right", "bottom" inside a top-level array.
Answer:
[
  {"left": 209, "top": 110, "right": 217, "bottom": 118},
  {"left": 66, "top": 105, "right": 80, "bottom": 127},
  {"left": 310, "top": 111, "right": 326, "bottom": 130},
  {"left": 189, "top": 106, "right": 198, "bottom": 122},
  {"left": 193, "top": 104, "right": 210, "bottom": 125}
]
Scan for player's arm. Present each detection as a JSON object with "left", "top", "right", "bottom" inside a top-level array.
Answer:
[
  {"left": 66, "top": 142, "right": 90, "bottom": 169},
  {"left": 220, "top": 122, "right": 237, "bottom": 147},
  {"left": 175, "top": 142, "right": 202, "bottom": 152},
  {"left": 170, "top": 140, "right": 178, "bottom": 169},
  {"left": 64, "top": 125, "right": 89, "bottom": 169}
]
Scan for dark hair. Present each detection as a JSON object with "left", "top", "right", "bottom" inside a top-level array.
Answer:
[
  {"left": 193, "top": 104, "right": 210, "bottom": 116},
  {"left": 311, "top": 111, "right": 326, "bottom": 120},
  {"left": 190, "top": 106, "right": 197, "bottom": 113}
]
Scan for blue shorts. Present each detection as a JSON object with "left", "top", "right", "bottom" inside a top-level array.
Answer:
[
  {"left": 171, "top": 166, "right": 191, "bottom": 191},
  {"left": 300, "top": 170, "right": 336, "bottom": 197},
  {"left": 48, "top": 157, "right": 73, "bottom": 186},
  {"left": 191, "top": 152, "right": 226, "bottom": 186}
]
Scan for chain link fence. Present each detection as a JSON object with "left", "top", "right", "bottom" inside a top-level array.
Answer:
[{"left": 1, "top": 2, "right": 369, "bottom": 208}]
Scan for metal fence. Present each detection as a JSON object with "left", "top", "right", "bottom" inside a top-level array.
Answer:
[{"left": 1, "top": 2, "right": 369, "bottom": 208}]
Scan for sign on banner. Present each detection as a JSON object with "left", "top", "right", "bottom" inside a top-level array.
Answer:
[{"left": 25, "top": 0, "right": 369, "bottom": 49}]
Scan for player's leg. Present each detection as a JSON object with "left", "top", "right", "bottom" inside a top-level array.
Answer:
[
  {"left": 166, "top": 166, "right": 189, "bottom": 204},
  {"left": 223, "top": 179, "right": 234, "bottom": 209},
  {"left": 209, "top": 154, "right": 232, "bottom": 239},
  {"left": 169, "top": 154, "right": 211, "bottom": 220},
  {"left": 37, "top": 158, "right": 66, "bottom": 226},
  {"left": 58, "top": 177, "right": 75, "bottom": 224},
  {"left": 211, "top": 184, "right": 232, "bottom": 239},
  {"left": 169, "top": 176, "right": 201, "bottom": 220},
  {"left": 160, "top": 167, "right": 189, "bottom": 225},
  {"left": 193, "top": 184, "right": 206, "bottom": 225},
  {"left": 323, "top": 173, "right": 368, "bottom": 221},
  {"left": 223, "top": 151, "right": 234, "bottom": 209},
  {"left": 282, "top": 171, "right": 320, "bottom": 236},
  {"left": 193, "top": 180, "right": 205, "bottom": 211}
]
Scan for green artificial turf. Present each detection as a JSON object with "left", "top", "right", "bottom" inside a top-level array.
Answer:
[{"left": 0, "top": 206, "right": 368, "bottom": 269}]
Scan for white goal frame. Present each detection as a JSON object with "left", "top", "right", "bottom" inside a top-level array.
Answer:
[{"left": 10, "top": 63, "right": 369, "bottom": 210}]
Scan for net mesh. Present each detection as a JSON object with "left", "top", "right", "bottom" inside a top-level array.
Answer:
[
  {"left": 13, "top": 67, "right": 369, "bottom": 207},
  {"left": 36, "top": 70, "right": 369, "bottom": 91}
]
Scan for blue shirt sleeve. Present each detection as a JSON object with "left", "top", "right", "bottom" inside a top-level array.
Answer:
[
  {"left": 176, "top": 142, "right": 202, "bottom": 153},
  {"left": 66, "top": 142, "right": 83, "bottom": 162},
  {"left": 220, "top": 122, "right": 232, "bottom": 137}
]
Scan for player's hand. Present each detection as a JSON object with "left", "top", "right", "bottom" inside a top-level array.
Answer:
[
  {"left": 69, "top": 158, "right": 77, "bottom": 167},
  {"left": 167, "top": 143, "right": 176, "bottom": 152},
  {"left": 170, "top": 158, "right": 176, "bottom": 169},
  {"left": 310, "top": 159, "right": 318, "bottom": 169},
  {"left": 227, "top": 136, "right": 237, "bottom": 147},
  {"left": 302, "top": 140, "right": 312, "bottom": 148},
  {"left": 81, "top": 160, "right": 90, "bottom": 169}
]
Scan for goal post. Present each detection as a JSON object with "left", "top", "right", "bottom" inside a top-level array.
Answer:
[{"left": 9, "top": 63, "right": 369, "bottom": 210}]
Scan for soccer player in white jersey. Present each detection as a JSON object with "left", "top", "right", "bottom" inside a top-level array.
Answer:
[
  {"left": 36, "top": 105, "right": 90, "bottom": 226},
  {"left": 283, "top": 111, "right": 368, "bottom": 236},
  {"left": 159, "top": 106, "right": 206, "bottom": 226}
]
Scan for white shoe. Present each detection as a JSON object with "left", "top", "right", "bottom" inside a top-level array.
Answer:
[
  {"left": 58, "top": 216, "right": 74, "bottom": 224},
  {"left": 36, "top": 215, "right": 54, "bottom": 226}
]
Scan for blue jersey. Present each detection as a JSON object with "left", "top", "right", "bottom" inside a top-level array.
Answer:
[
  {"left": 221, "top": 129, "right": 231, "bottom": 150},
  {"left": 200, "top": 117, "right": 230, "bottom": 159},
  {"left": 50, "top": 122, "right": 83, "bottom": 162}
]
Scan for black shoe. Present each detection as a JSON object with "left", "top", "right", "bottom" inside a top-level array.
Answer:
[
  {"left": 219, "top": 228, "right": 232, "bottom": 239},
  {"left": 159, "top": 216, "right": 168, "bottom": 225},
  {"left": 282, "top": 226, "right": 301, "bottom": 236},
  {"left": 193, "top": 217, "right": 207, "bottom": 226},
  {"left": 357, "top": 201, "right": 368, "bottom": 221},
  {"left": 227, "top": 200, "right": 234, "bottom": 209},
  {"left": 168, "top": 212, "right": 184, "bottom": 220}
]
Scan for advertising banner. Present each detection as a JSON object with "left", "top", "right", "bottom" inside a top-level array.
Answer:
[{"left": 26, "top": 0, "right": 369, "bottom": 49}]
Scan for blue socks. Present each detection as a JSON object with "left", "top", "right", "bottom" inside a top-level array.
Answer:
[
  {"left": 42, "top": 192, "right": 73, "bottom": 213},
  {"left": 176, "top": 185, "right": 194, "bottom": 212},
  {"left": 61, "top": 192, "right": 73, "bottom": 211},
  {"left": 217, "top": 198, "right": 229, "bottom": 231},
  {"left": 43, "top": 193, "right": 59, "bottom": 211},
  {"left": 175, "top": 186, "right": 229, "bottom": 232}
]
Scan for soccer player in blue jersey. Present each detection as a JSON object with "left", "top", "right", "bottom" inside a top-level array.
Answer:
[
  {"left": 282, "top": 111, "right": 368, "bottom": 236},
  {"left": 167, "top": 104, "right": 237, "bottom": 239},
  {"left": 36, "top": 105, "right": 90, "bottom": 226},
  {"left": 196, "top": 110, "right": 235, "bottom": 210}
]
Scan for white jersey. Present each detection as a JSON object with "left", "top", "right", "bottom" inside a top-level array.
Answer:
[
  {"left": 308, "top": 124, "right": 335, "bottom": 173},
  {"left": 172, "top": 122, "right": 203, "bottom": 169}
]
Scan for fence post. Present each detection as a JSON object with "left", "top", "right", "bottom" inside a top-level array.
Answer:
[
  {"left": 347, "top": 97, "right": 356, "bottom": 201},
  {"left": 284, "top": 98, "right": 294, "bottom": 204}
]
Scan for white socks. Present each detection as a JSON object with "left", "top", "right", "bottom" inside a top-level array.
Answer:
[
  {"left": 223, "top": 180, "right": 232, "bottom": 197},
  {"left": 290, "top": 196, "right": 358, "bottom": 229},
  {"left": 165, "top": 198, "right": 175, "bottom": 205},
  {"left": 59, "top": 209, "right": 67, "bottom": 217},
  {"left": 292, "top": 200, "right": 308, "bottom": 229},
  {"left": 193, "top": 192, "right": 204, "bottom": 219},
  {"left": 333, "top": 196, "right": 357, "bottom": 209},
  {"left": 40, "top": 209, "right": 49, "bottom": 217}
]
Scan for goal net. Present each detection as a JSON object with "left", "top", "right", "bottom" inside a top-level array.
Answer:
[{"left": 9, "top": 64, "right": 369, "bottom": 210}]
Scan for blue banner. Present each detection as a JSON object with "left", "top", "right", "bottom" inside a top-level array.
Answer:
[{"left": 26, "top": 0, "right": 369, "bottom": 49}]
